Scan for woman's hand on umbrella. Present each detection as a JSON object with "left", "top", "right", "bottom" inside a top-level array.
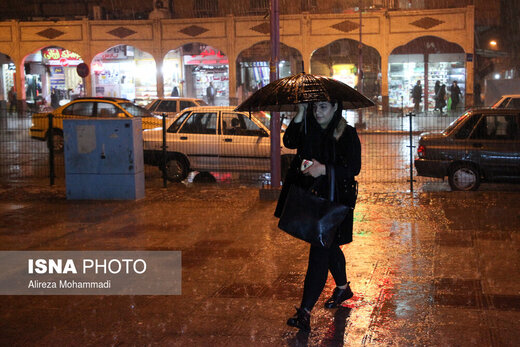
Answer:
[
  {"left": 294, "top": 103, "right": 308, "bottom": 123},
  {"left": 302, "top": 158, "right": 326, "bottom": 178}
]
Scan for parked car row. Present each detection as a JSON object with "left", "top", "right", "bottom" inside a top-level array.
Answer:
[{"left": 30, "top": 97, "right": 160, "bottom": 152}]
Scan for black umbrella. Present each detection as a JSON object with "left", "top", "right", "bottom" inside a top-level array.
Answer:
[{"left": 235, "top": 72, "right": 374, "bottom": 112}]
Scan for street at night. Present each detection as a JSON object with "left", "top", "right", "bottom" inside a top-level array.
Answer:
[{"left": 0, "top": 180, "right": 519, "bottom": 345}]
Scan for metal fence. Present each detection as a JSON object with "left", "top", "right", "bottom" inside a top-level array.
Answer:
[{"left": 0, "top": 107, "right": 459, "bottom": 190}]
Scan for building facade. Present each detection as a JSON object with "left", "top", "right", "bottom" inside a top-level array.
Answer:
[{"left": 0, "top": 5, "right": 474, "bottom": 112}]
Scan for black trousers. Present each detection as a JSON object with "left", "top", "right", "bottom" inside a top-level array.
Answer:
[{"left": 300, "top": 244, "right": 347, "bottom": 311}]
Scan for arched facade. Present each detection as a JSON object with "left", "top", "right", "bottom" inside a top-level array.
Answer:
[
  {"left": 236, "top": 41, "right": 303, "bottom": 104},
  {"left": 0, "top": 6, "right": 474, "bottom": 112}
]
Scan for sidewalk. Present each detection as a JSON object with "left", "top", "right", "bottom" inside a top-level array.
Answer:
[{"left": 0, "top": 182, "right": 519, "bottom": 346}]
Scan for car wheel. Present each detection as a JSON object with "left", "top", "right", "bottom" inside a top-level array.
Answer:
[
  {"left": 163, "top": 157, "right": 189, "bottom": 182},
  {"left": 47, "top": 129, "right": 64, "bottom": 153},
  {"left": 448, "top": 163, "right": 480, "bottom": 191}
]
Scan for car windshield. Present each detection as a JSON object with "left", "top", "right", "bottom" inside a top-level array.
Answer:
[
  {"left": 443, "top": 111, "right": 470, "bottom": 135},
  {"left": 119, "top": 102, "right": 154, "bottom": 117}
]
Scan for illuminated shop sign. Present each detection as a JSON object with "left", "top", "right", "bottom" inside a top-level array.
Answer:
[
  {"left": 99, "top": 46, "right": 128, "bottom": 60},
  {"left": 42, "top": 48, "right": 82, "bottom": 67},
  {"left": 184, "top": 49, "right": 228, "bottom": 65}
]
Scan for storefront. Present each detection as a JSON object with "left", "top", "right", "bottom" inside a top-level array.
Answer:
[
  {"left": 42, "top": 48, "right": 84, "bottom": 106},
  {"left": 237, "top": 41, "right": 302, "bottom": 103},
  {"left": 388, "top": 36, "right": 466, "bottom": 112},
  {"left": 0, "top": 53, "right": 15, "bottom": 109},
  {"left": 310, "top": 39, "right": 381, "bottom": 103},
  {"left": 238, "top": 60, "right": 292, "bottom": 98},
  {"left": 92, "top": 45, "right": 156, "bottom": 104},
  {"left": 22, "top": 47, "right": 84, "bottom": 110},
  {"left": 182, "top": 44, "right": 229, "bottom": 105},
  {"left": 164, "top": 49, "right": 183, "bottom": 97}
]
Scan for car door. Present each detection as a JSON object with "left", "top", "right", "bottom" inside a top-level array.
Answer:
[
  {"left": 468, "top": 113, "right": 520, "bottom": 177},
  {"left": 172, "top": 111, "right": 219, "bottom": 171},
  {"left": 219, "top": 112, "right": 270, "bottom": 171}
]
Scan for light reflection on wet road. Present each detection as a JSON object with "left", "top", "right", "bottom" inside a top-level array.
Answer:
[{"left": 0, "top": 182, "right": 519, "bottom": 345}]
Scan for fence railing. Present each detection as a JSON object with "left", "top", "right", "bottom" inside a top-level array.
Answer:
[{"left": 0, "top": 107, "right": 461, "bottom": 190}]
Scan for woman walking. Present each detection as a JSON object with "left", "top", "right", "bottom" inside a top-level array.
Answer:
[{"left": 275, "top": 101, "right": 361, "bottom": 332}]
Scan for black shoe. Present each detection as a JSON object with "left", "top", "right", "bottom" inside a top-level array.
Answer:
[
  {"left": 286, "top": 307, "right": 311, "bottom": 332},
  {"left": 324, "top": 283, "right": 354, "bottom": 308}
]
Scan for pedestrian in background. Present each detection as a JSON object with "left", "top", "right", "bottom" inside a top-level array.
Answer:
[
  {"left": 411, "top": 80, "right": 422, "bottom": 113},
  {"left": 50, "top": 88, "right": 59, "bottom": 109},
  {"left": 275, "top": 101, "right": 361, "bottom": 332},
  {"left": 434, "top": 80, "right": 441, "bottom": 112},
  {"left": 206, "top": 82, "right": 215, "bottom": 105},
  {"left": 436, "top": 84, "right": 447, "bottom": 115},
  {"left": 8, "top": 86, "right": 17, "bottom": 113},
  {"left": 450, "top": 81, "right": 462, "bottom": 110}
]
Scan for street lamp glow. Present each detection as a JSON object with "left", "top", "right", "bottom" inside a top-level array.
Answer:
[
  {"left": 490, "top": 40, "right": 497, "bottom": 47},
  {"left": 494, "top": 73, "right": 500, "bottom": 79}
]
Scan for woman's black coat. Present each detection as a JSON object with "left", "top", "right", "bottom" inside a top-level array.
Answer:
[{"left": 274, "top": 112, "right": 361, "bottom": 245}]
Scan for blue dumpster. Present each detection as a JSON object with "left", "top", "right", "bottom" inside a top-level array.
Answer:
[{"left": 63, "top": 118, "right": 145, "bottom": 200}]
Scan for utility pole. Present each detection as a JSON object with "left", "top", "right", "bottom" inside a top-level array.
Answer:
[
  {"left": 355, "top": 0, "right": 366, "bottom": 129},
  {"left": 269, "top": 0, "right": 281, "bottom": 188}
]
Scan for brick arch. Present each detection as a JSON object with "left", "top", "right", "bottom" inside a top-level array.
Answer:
[
  {"left": 390, "top": 35, "right": 466, "bottom": 55},
  {"left": 236, "top": 40, "right": 303, "bottom": 66}
]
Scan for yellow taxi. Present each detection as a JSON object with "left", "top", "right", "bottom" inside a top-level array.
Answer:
[{"left": 30, "top": 97, "right": 162, "bottom": 151}]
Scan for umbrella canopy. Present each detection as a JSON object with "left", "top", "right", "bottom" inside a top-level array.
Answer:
[{"left": 235, "top": 73, "right": 374, "bottom": 112}]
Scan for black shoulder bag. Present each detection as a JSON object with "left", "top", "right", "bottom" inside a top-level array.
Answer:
[{"left": 277, "top": 166, "right": 348, "bottom": 248}]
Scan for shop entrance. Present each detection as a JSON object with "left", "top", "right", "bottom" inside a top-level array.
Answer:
[
  {"left": 389, "top": 36, "right": 466, "bottom": 113},
  {"left": 91, "top": 45, "right": 156, "bottom": 105},
  {"left": 23, "top": 47, "right": 84, "bottom": 111},
  {"left": 0, "top": 53, "right": 15, "bottom": 112},
  {"left": 170, "top": 43, "right": 229, "bottom": 106},
  {"left": 236, "top": 41, "right": 303, "bottom": 104},
  {"left": 311, "top": 39, "right": 382, "bottom": 103}
]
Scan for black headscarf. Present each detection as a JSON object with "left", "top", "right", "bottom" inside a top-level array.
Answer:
[{"left": 298, "top": 101, "right": 343, "bottom": 165}]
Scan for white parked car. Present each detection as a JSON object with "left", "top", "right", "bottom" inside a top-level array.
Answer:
[{"left": 143, "top": 106, "right": 296, "bottom": 181}]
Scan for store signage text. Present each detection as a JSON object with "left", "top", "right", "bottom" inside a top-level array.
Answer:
[
  {"left": 42, "top": 48, "right": 82, "bottom": 67},
  {"left": 99, "top": 46, "right": 127, "bottom": 60},
  {"left": 185, "top": 49, "right": 228, "bottom": 65}
]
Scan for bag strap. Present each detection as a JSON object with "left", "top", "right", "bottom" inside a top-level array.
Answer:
[{"left": 329, "top": 165, "right": 335, "bottom": 202}]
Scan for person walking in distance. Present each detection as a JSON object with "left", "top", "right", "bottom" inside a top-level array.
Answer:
[
  {"left": 275, "top": 101, "right": 361, "bottom": 332},
  {"left": 8, "top": 86, "right": 17, "bottom": 113},
  {"left": 450, "top": 81, "right": 462, "bottom": 111},
  {"left": 206, "top": 82, "right": 216, "bottom": 105},
  {"left": 437, "top": 84, "right": 447, "bottom": 115},
  {"left": 433, "top": 81, "right": 441, "bottom": 111},
  {"left": 411, "top": 80, "right": 422, "bottom": 113}
]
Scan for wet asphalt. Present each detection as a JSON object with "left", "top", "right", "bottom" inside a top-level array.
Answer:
[{"left": 0, "top": 179, "right": 519, "bottom": 346}]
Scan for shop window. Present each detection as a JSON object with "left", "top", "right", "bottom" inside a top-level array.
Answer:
[{"left": 194, "top": 0, "right": 218, "bottom": 17}]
